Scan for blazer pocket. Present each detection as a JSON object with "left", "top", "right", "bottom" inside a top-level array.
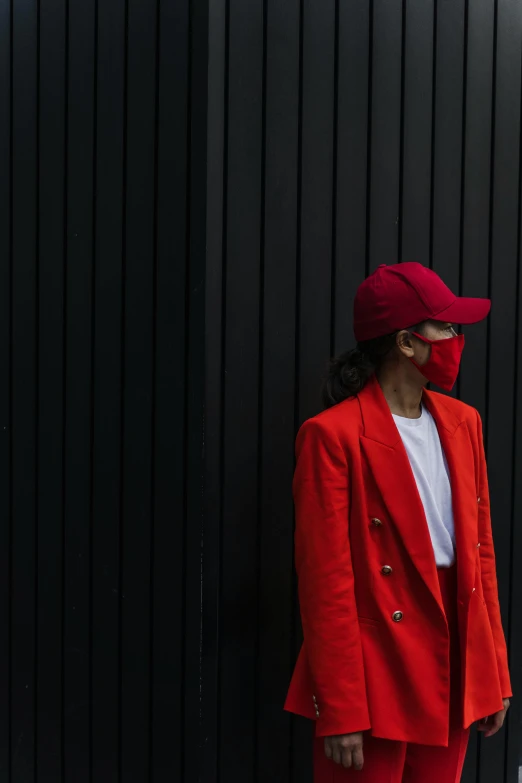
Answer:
[{"left": 357, "top": 615, "right": 380, "bottom": 628}]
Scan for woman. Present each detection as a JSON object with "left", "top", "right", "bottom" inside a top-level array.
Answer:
[{"left": 284, "top": 263, "right": 512, "bottom": 782}]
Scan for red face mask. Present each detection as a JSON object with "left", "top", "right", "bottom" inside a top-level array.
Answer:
[{"left": 409, "top": 332, "right": 465, "bottom": 392}]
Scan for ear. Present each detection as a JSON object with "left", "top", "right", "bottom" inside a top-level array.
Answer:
[{"left": 396, "top": 329, "right": 415, "bottom": 359}]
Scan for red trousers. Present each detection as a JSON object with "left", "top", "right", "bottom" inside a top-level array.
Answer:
[{"left": 314, "top": 565, "right": 470, "bottom": 783}]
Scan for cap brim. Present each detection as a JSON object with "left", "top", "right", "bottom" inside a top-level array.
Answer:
[{"left": 434, "top": 296, "right": 491, "bottom": 326}]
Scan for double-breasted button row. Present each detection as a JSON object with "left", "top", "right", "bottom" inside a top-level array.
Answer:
[
  {"left": 370, "top": 518, "right": 402, "bottom": 621},
  {"left": 312, "top": 694, "right": 320, "bottom": 717}
]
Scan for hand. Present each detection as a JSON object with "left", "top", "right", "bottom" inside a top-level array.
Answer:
[
  {"left": 477, "top": 699, "right": 511, "bottom": 738},
  {"left": 324, "top": 732, "right": 364, "bottom": 770}
]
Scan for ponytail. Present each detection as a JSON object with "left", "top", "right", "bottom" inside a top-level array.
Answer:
[
  {"left": 321, "top": 348, "right": 375, "bottom": 408},
  {"left": 321, "top": 331, "right": 406, "bottom": 409}
]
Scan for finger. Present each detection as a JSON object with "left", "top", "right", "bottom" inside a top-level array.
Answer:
[
  {"left": 324, "top": 739, "right": 332, "bottom": 760},
  {"left": 341, "top": 747, "right": 352, "bottom": 769},
  {"left": 352, "top": 744, "right": 364, "bottom": 771},
  {"left": 485, "top": 716, "right": 504, "bottom": 738},
  {"left": 332, "top": 745, "right": 342, "bottom": 765},
  {"left": 494, "top": 714, "right": 505, "bottom": 730},
  {"left": 484, "top": 726, "right": 500, "bottom": 738}
]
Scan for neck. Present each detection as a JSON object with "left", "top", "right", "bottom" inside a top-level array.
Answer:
[{"left": 376, "top": 364, "right": 425, "bottom": 418}]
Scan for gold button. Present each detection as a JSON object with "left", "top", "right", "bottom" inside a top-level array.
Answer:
[
  {"left": 392, "top": 611, "right": 403, "bottom": 622},
  {"left": 381, "top": 565, "right": 393, "bottom": 575},
  {"left": 371, "top": 518, "right": 383, "bottom": 527}
]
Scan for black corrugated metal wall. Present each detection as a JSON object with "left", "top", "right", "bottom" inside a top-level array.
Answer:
[
  {"left": 205, "top": 0, "right": 522, "bottom": 782},
  {"left": 0, "top": 0, "right": 207, "bottom": 780},
  {"left": 2, "top": 0, "right": 522, "bottom": 782}
]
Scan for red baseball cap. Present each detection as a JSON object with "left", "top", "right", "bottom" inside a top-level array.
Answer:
[{"left": 354, "top": 262, "right": 491, "bottom": 342}]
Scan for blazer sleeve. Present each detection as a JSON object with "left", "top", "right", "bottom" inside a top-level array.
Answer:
[
  {"left": 475, "top": 410, "right": 512, "bottom": 699},
  {"left": 293, "top": 418, "right": 371, "bottom": 736}
]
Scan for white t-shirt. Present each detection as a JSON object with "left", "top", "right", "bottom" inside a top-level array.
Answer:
[{"left": 392, "top": 406, "right": 456, "bottom": 567}]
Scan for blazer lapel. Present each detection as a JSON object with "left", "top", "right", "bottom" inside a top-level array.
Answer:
[
  {"left": 423, "top": 390, "right": 477, "bottom": 604},
  {"left": 358, "top": 377, "right": 444, "bottom": 615}
]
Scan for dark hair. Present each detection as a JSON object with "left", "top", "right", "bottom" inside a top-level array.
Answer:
[{"left": 321, "top": 324, "right": 423, "bottom": 409}]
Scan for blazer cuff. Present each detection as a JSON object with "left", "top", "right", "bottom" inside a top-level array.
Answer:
[{"left": 314, "top": 707, "right": 371, "bottom": 738}]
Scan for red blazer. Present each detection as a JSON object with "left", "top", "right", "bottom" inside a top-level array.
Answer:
[{"left": 284, "top": 376, "right": 512, "bottom": 746}]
